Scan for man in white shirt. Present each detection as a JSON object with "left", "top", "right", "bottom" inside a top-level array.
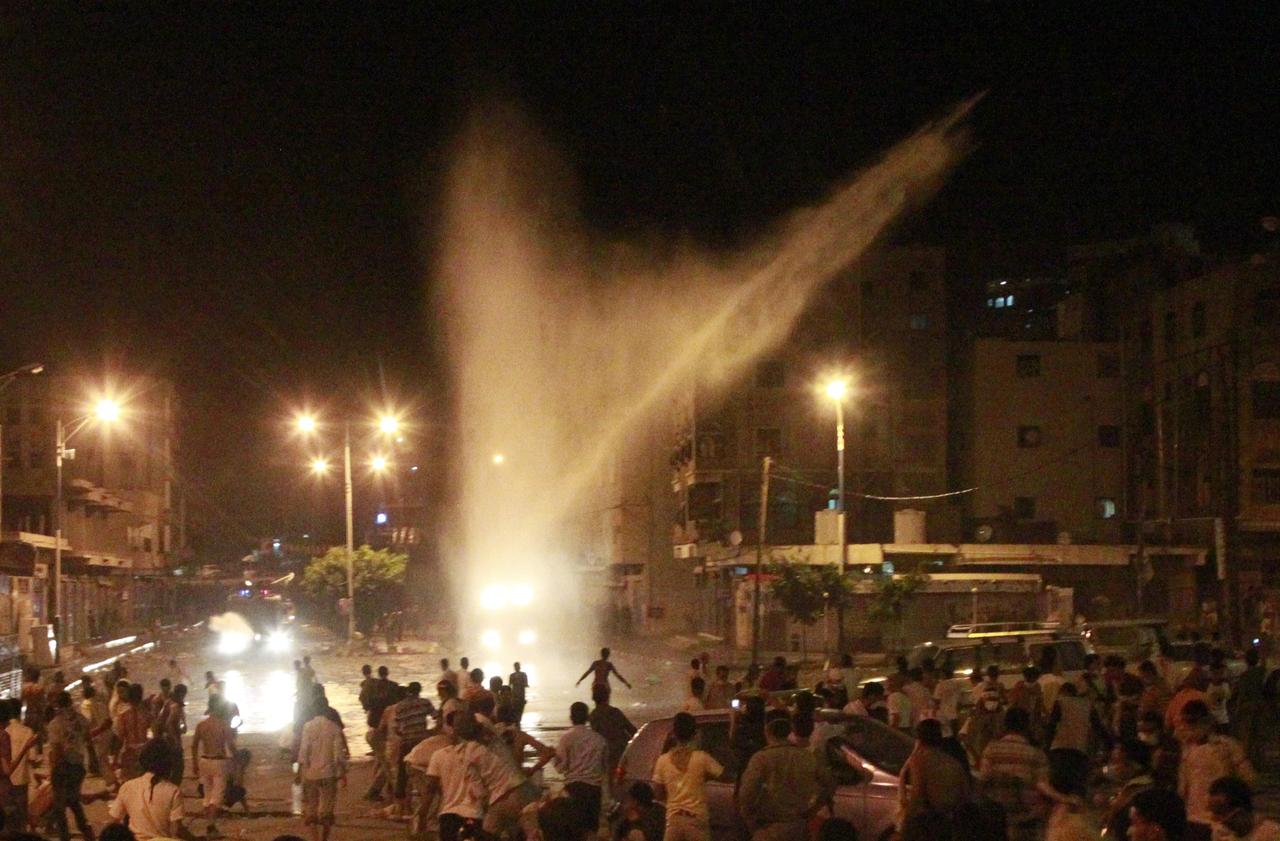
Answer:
[
  {"left": 296, "top": 705, "right": 348, "bottom": 841},
  {"left": 555, "top": 701, "right": 609, "bottom": 829},
  {"left": 425, "top": 712, "right": 513, "bottom": 841},
  {"left": 653, "top": 712, "right": 724, "bottom": 841},
  {"left": 4, "top": 698, "right": 37, "bottom": 831},
  {"left": 931, "top": 664, "right": 965, "bottom": 736},
  {"left": 107, "top": 741, "right": 186, "bottom": 841}
]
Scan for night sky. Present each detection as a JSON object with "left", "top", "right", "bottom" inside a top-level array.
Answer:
[{"left": 0, "top": 6, "right": 1276, "bottom": 555}]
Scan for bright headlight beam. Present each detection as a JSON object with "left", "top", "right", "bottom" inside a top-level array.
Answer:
[{"left": 480, "top": 629, "right": 501, "bottom": 649}]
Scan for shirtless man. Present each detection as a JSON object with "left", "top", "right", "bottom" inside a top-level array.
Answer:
[
  {"left": 191, "top": 696, "right": 238, "bottom": 837},
  {"left": 575, "top": 647, "right": 632, "bottom": 691}
]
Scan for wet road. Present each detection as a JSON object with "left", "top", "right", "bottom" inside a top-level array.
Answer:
[{"left": 102, "top": 623, "right": 691, "bottom": 740}]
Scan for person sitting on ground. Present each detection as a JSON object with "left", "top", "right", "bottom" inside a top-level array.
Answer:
[{"left": 107, "top": 740, "right": 189, "bottom": 841}]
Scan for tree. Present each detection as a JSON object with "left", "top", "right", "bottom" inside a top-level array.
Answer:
[
  {"left": 300, "top": 545, "right": 408, "bottom": 635},
  {"left": 769, "top": 562, "right": 855, "bottom": 658},
  {"left": 868, "top": 566, "right": 929, "bottom": 651}
]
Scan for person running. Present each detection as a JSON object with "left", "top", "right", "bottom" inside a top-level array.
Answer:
[
  {"left": 509, "top": 662, "right": 529, "bottom": 721},
  {"left": 46, "top": 691, "right": 95, "bottom": 841},
  {"left": 484, "top": 706, "right": 555, "bottom": 838},
  {"left": 392, "top": 682, "right": 434, "bottom": 813},
  {"left": 424, "top": 710, "right": 511, "bottom": 841},
  {"left": 436, "top": 680, "right": 463, "bottom": 732},
  {"left": 165, "top": 658, "right": 192, "bottom": 688},
  {"left": 652, "top": 712, "right": 724, "bottom": 841},
  {"left": 556, "top": 701, "right": 609, "bottom": 829},
  {"left": 191, "top": 696, "right": 237, "bottom": 837},
  {"left": 737, "top": 717, "right": 833, "bottom": 841},
  {"left": 296, "top": 694, "right": 348, "bottom": 841},
  {"left": 588, "top": 685, "right": 637, "bottom": 773},
  {"left": 1209, "top": 775, "right": 1280, "bottom": 840},
  {"left": 81, "top": 682, "right": 111, "bottom": 778},
  {"left": 107, "top": 740, "right": 187, "bottom": 841},
  {"left": 146, "top": 679, "right": 172, "bottom": 723},
  {"left": 576, "top": 647, "right": 632, "bottom": 692}
]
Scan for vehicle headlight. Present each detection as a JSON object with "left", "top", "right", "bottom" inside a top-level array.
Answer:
[
  {"left": 480, "top": 629, "right": 501, "bottom": 649},
  {"left": 517, "top": 629, "right": 537, "bottom": 645},
  {"left": 268, "top": 630, "right": 292, "bottom": 652},
  {"left": 218, "top": 632, "right": 250, "bottom": 655}
]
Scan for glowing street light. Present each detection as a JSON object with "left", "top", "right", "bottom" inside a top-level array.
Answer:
[
  {"left": 825, "top": 378, "right": 849, "bottom": 401},
  {"left": 54, "top": 392, "right": 125, "bottom": 662},
  {"left": 295, "top": 413, "right": 318, "bottom": 434},
  {"left": 492, "top": 453, "right": 505, "bottom": 465},
  {"left": 310, "top": 457, "right": 330, "bottom": 476},
  {"left": 370, "top": 455, "right": 389, "bottom": 473},
  {"left": 378, "top": 415, "right": 399, "bottom": 435}
]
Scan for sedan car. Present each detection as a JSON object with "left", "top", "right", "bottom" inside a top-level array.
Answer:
[{"left": 614, "top": 709, "right": 912, "bottom": 841}]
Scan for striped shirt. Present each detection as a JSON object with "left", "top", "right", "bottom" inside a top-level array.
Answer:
[
  {"left": 979, "top": 734, "right": 1047, "bottom": 826},
  {"left": 393, "top": 696, "right": 435, "bottom": 746}
]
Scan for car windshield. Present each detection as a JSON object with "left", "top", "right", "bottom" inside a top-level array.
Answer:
[{"left": 835, "top": 715, "right": 914, "bottom": 776}]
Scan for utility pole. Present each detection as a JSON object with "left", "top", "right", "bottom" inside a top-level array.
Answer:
[
  {"left": 342, "top": 421, "right": 356, "bottom": 646},
  {"left": 751, "top": 456, "right": 771, "bottom": 668}
]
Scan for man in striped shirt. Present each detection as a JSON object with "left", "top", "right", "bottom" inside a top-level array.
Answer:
[
  {"left": 392, "top": 682, "right": 435, "bottom": 812},
  {"left": 978, "top": 707, "right": 1048, "bottom": 841}
]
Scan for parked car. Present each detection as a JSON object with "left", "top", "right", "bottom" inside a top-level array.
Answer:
[
  {"left": 1079, "top": 618, "right": 1170, "bottom": 663},
  {"left": 885, "top": 630, "right": 1094, "bottom": 691},
  {"left": 614, "top": 709, "right": 911, "bottom": 841}
]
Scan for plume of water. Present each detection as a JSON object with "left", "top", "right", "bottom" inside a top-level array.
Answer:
[{"left": 437, "top": 99, "right": 975, "bottom": 660}]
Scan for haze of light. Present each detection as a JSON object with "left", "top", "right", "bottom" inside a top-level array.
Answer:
[{"left": 437, "top": 99, "right": 975, "bottom": 668}]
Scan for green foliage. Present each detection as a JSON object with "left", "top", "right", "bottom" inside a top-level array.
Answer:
[
  {"left": 868, "top": 567, "right": 930, "bottom": 623},
  {"left": 300, "top": 545, "right": 408, "bottom": 634},
  {"left": 768, "top": 562, "right": 855, "bottom": 626}
]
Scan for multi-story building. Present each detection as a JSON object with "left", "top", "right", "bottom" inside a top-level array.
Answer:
[
  {"left": 668, "top": 245, "right": 951, "bottom": 638},
  {"left": 0, "top": 373, "right": 181, "bottom": 653},
  {"left": 1121, "top": 253, "right": 1280, "bottom": 632},
  {"left": 955, "top": 338, "right": 1126, "bottom": 545}
]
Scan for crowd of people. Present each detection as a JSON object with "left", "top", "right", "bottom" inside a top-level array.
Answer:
[{"left": 653, "top": 642, "right": 1279, "bottom": 841}]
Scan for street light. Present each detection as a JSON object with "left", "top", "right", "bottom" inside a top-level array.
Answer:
[
  {"left": 823, "top": 377, "right": 850, "bottom": 653},
  {"left": 294, "top": 409, "right": 403, "bottom": 646},
  {"left": 492, "top": 453, "right": 505, "bottom": 465},
  {"left": 0, "top": 363, "right": 45, "bottom": 538},
  {"left": 54, "top": 395, "right": 124, "bottom": 662}
]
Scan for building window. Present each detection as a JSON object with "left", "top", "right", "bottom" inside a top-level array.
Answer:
[
  {"left": 1016, "top": 354, "right": 1041, "bottom": 377},
  {"left": 755, "top": 427, "right": 781, "bottom": 457},
  {"left": 1164, "top": 311, "right": 1177, "bottom": 345},
  {"left": 1097, "top": 352, "right": 1120, "bottom": 378},
  {"left": 1096, "top": 497, "right": 1117, "bottom": 519},
  {"left": 908, "top": 271, "right": 929, "bottom": 291},
  {"left": 909, "top": 314, "right": 930, "bottom": 330},
  {"left": 1251, "top": 468, "right": 1280, "bottom": 504},
  {"left": 696, "top": 432, "right": 724, "bottom": 459},
  {"left": 989, "top": 294, "right": 1015, "bottom": 309},
  {"left": 1098, "top": 425, "right": 1121, "bottom": 447},
  {"left": 1013, "top": 496, "right": 1036, "bottom": 519},
  {"left": 755, "top": 359, "right": 785, "bottom": 389},
  {"left": 1017, "top": 425, "right": 1042, "bottom": 448},
  {"left": 1252, "top": 380, "right": 1280, "bottom": 420},
  {"left": 1191, "top": 301, "right": 1206, "bottom": 338}
]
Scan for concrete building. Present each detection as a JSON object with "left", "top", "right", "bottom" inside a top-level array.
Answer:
[
  {"left": 667, "top": 245, "right": 952, "bottom": 639},
  {"left": 0, "top": 374, "right": 181, "bottom": 655},
  {"left": 956, "top": 338, "right": 1126, "bottom": 545}
]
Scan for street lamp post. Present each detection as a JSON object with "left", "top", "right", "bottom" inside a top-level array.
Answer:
[
  {"left": 297, "top": 411, "right": 397, "bottom": 647},
  {"left": 825, "top": 379, "right": 849, "bottom": 653},
  {"left": 53, "top": 399, "right": 120, "bottom": 663}
]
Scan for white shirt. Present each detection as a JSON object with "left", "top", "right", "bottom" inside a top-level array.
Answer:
[
  {"left": 888, "top": 691, "right": 912, "bottom": 728},
  {"left": 108, "top": 772, "right": 185, "bottom": 841},
  {"left": 555, "top": 724, "right": 608, "bottom": 787},
  {"left": 7, "top": 720, "right": 36, "bottom": 785},
  {"left": 427, "top": 740, "right": 513, "bottom": 817},
  {"left": 653, "top": 747, "right": 723, "bottom": 819},
  {"left": 1180, "top": 739, "right": 1238, "bottom": 824},
  {"left": 407, "top": 733, "right": 454, "bottom": 772},
  {"left": 933, "top": 678, "right": 964, "bottom": 721},
  {"left": 903, "top": 683, "right": 931, "bottom": 725},
  {"left": 298, "top": 715, "right": 348, "bottom": 781}
]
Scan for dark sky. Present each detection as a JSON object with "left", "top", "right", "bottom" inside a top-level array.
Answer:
[{"left": 0, "top": 6, "right": 1276, "bottom": 554}]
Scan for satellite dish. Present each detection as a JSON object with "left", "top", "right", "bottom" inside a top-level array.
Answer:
[
  {"left": 975, "top": 524, "right": 994, "bottom": 543},
  {"left": 729, "top": 530, "right": 743, "bottom": 548}
]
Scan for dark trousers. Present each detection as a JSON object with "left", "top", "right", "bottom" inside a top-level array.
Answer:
[
  {"left": 4, "top": 783, "right": 28, "bottom": 831},
  {"left": 564, "top": 781, "right": 603, "bottom": 830},
  {"left": 52, "top": 761, "right": 94, "bottom": 841},
  {"left": 439, "top": 812, "right": 480, "bottom": 841}
]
